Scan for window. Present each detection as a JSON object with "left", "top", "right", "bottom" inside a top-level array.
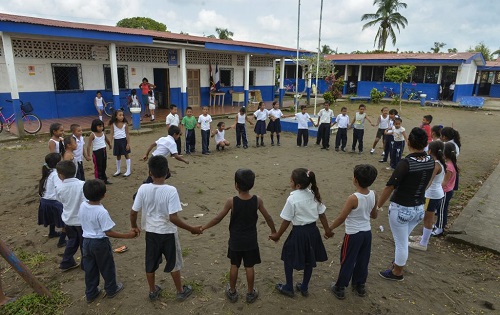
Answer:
[
  {"left": 284, "top": 64, "right": 302, "bottom": 79},
  {"left": 361, "top": 66, "right": 372, "bottom": 81},
  {"left": 243, "top": 69, "right": 256, "bottom": 86},
  {"left": 52, "top": 63, "right": 83, "bottom": 91},
  {"left": 442, "top": 66, "right": 458, "bottom": 85},
  {"left": 104, "top": 65, "right": 128, "bottom": 90},
  {"left": 495, "top": 72, "right": 500, "bottom": 84},
  {"left": 333, "top": 65, "right": 345, "bottom": 78},
  {"left": 425, "top": 66, "right": 439, "bottom": 83},
  {"left": 372, "top": 66, "right": 386, "bottom": 81},
  {"left": 412, "top": 66, "right": 425, "bottom": 83},
  {"left": 220, "top": 68, "right": 233, "bottom": 87}
]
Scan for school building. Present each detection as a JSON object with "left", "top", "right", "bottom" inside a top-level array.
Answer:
[{"left": 0, "top": 13, "right": 303, "bottom": 119}]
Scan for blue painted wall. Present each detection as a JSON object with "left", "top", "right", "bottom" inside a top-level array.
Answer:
[
  {"left": 200, "top": 85, "right": 275, "bottom": 106},
  {"left": 357, "top": 82, "right": 440, "bottom": 100},
  {"left": 453, "top": 84, "right": 474, "bottom": 102},
  {"left": 490, "top": 85, "right": 500, "bottom": 97},
  {"left": 283, "top": 79, "right": 331, "bottom": 94}
]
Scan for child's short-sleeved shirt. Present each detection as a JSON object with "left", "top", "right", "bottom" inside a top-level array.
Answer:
[
  {"left": 253, "top": 109, "right": 269, "bottom": 121},
  {"left": 317, "top": 108, "right": 334, "bottom": 124},
  {"left": 353, "top": 112, "right": 366, "bottom": 129},
  {"left": 295, "top": 112, "right": 311, "bottom": 129},
  {"left": 166, "top": 113, "right": 180, "bottom": 127},
  {"left": 56, "top": 178, "right": 85, "bottom": 226},
  {"left": 152, "top": 135, "right": 177, "bottom": 156},
  {"left": 181, "top": 115, "right": 197, "bottom": 130},
  {"left": 43, "top": 170, "right": 62, "bottom": 200},
  {"left": 79, "top": 202, "right": 115, "bottom": 238},
  {"left": 392, "top": 126, "right": 406, "bottom": 142},
  {"left": 280, "top": 189, "right": 326, "bottom": 226},
  {"left": 73, "top": 135, "right": 85, "bottom": 162},
  {"left": 132, "top": 184, "right": 182, "bottom": 234},
  {"left": 198, "top": 114, "right": 212, "bottom": 131},
  {"left": 443, "top": 161, "right": 457, "bottom": 193},
  {"left": 269, "top": 108, "right": 283, "bottom": 120},
  {"left": 336, "top": 114, "right": 350, "bottom": 128},
  {"left": 148, "top": 96, "right": 155, "bottom": 105},
  {"left": 421, "top": 124, "right": 432, "bottom": 143}
]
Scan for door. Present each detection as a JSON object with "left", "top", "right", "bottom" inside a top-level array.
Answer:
[
  {"left": 478, "top": 71, "right": 492, "bottom": 96},
  {"left": 153, "top": 68, "right": 170, "bottom": 108},
  {"left": 187, "top": 69, "right": 200, "bottom": 107}
]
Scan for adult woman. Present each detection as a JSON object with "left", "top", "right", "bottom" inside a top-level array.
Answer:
[
  {"left": 139, "top": 78, "right": 156, "bottom": 117},
  {"left": 377, "top": 127, "right": 435, "bottom": 281}
]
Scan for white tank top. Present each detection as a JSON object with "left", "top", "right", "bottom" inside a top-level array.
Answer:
[
  {"left": 49, "top": 138, "right": 60, "bottom": 153},
  {"left": 215, "top": 129, "right": 225, "bottom": 143},
  {"left": 379, "top": 115, "right": 390, "bottom": 129},
  {"left": 92, "top": 132, "right": 106, "bottom": 150},
  {"left": 425, "top": 160, "right": 445, "bottom": 199},
  {"left": 95, "top": 97, "right": 104, "bottom": 107},
  {"left": 237, "top": 113, "right": 247, "bottom": 124},
  {"left": 345, "top": 191, "right": 375, "bottom": 234},
  {"left": 113, "top": 123, "right": 126, "bottom": 139}
]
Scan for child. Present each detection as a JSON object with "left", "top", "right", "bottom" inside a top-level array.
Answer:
[
  {"left": 334, "top": 107, "right": 350, "bottom": 152},
  {"left": 181, "top": 106, "right": 197, "bottom": 154},
  {"left": 87, "top": 119, "right": 112, "bottom": 185},
  {"left": 379, "top": 109, "right": 398, "bottom": 163},
  {"left": 148, "top": 90, "right": 156, "bottom": 121},
  {"left": 48, "top": 122, "right": 65, "bottom": 155},
  {"left": 140, "top": 77, "right": 156, "bottom": 117},
  {"left": 202, "top": 169, "right": 276, "bottom": 303},
  {"left": 421, "top": 115, "right": 433, "bottom": 146},
  {"left": 211, "top": 122, "right": 232, "bottom": 151},
  {"left": 267, "top": 101, "right": 283, "bottom": 146},
  {"left": 385, "top": 116, "right": 407, "bottom": 170},
  {"left": 143, "top": 125, "right": 189, "bottom": 165},
  {"left": 253, "top": 102, "right": 269, "bottom": 147},
  {"left": 370, "top": 107, "right": 389, "bottom": 154},
  {"left": 295, "top": 105, "right": 316, "bottom": 147},
  {"left": 130, "top": 155, "right": 202, "bottom": 301},
  {"left": 71, "top": 124, "right": 90, "bottom": 181},
  {"left": 316, "top": 101, "right": 334, "bottom": 150},
  {"left": 409, "top": 141, "right": 446, "bottom": 250},
  {"left": 79, "top": 179, "right": 137, "bottom": 303},
  {"left": 350, "top": 104, "right": 373, "bottom": 154},
  {"left": 166, "top": 104, "right": 181, "bottom": 153},
  {"left": 327, "top": 164, "right": 378, "bottom": 299},
  {"left": 432, "top": 142, "right": 459, "bottom": 236},
  {"left": 431, "top": 125, "right": 443, "bottom": 142},
  {"left": 234, "top": 106, "right": 253, "bottom": 149},
  {"left": 440, "top": 127, "right": 461, "bottom": 157},
  {"left": 197, "top": 107, "right": 212, "bottom": 155},
  {"left": 109, "top": 110, "right": 131, "bottom": 177},
  {"left": 129, "top": 89, "right": 141, "bottom": 111},
  {"left": 270, "top": 168, "right": 330, "bottom": 297},
  {"left": 94, "top": 91, "right": 106, "bottom": 121},
  {"left": 38, "top": 153, "right": 66, "bottom": 247},
  {"left": 56, "top": 160, "right": 86, "bottom": 272},
  {"left": 62, "top": 135, "right": 78, "bottom": 174}
]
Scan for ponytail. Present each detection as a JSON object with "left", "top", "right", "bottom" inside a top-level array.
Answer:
[
  {"left": 441, "top": 127, "right": 461, "bottom": 148},
  {"left": 39, "top": 153, "right": 62, "bottom": 197},
  {"left": 444, "top": 142, "right": 459, "bottom": 174},
  {"left": 308, "top": 171, "right": 322, "bottom": 203},
  {"left": 291, "top": 168, "right": 322, "bottom": 203},
  {"left": 428, "top": 141, "right": 446, "bottom": 172}
]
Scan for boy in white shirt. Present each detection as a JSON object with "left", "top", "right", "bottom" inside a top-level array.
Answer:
[
  {"left": 197, "top": 107, "right": 213, "bottom": 155},
  {"left": 334, "top": 107, "right": 350, "bottom": 152},
  {"left": 130, "top": 155, "right": 202, "bottom": 301},
  {"left": 295, "top": 105, "right": 316, "bottom": 147},
  {"left": 71, "top": 124, "right": 90, "bottom": 181},
  {"left": 166, "top": 104, "right": 181, "bottom": 153},
  {"left": 316, "top": 102, "right": 334, "bottom": 150}
]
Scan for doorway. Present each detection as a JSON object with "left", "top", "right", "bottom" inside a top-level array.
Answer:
[
  {"left": 477, "top": 71, "right": 493, "bottom": 96},
  {"left": 153, "top": 68, "right": 170, "bottom": 108},
  {"left": 187, "top": 69, "right": 200, "bottom": 107}
]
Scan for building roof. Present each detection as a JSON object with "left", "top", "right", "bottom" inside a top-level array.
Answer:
[
  {"left": 325, "top": 52, "right": 486, "bottom": 66},
  {"left": 478, "top": 60, "right": 500, "bottom": 71},
  {"left": 0, "top": 13, "right": 304, "bottom": 57}
]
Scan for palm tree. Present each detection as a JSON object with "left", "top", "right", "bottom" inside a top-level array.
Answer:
[
  {"left": 215, "top": 27, "right": 234, "bottom": 40},
  {"left": 361, "top": 0, "right": 408, "bottom": 51}
]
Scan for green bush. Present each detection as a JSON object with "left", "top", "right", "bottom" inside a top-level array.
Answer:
[
  {"left": 323, "top": 91, "right": 334, "bottom": 104},
  {"left": 370, "top": 88, "right": 385, "bottom": 104},
  {"left": 3, "top": 289, "right": 68, "bottom": 315}
]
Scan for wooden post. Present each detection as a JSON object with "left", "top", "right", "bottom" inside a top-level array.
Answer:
[{"left": 0, "top": 239, "right": 51, "bottom": 297}]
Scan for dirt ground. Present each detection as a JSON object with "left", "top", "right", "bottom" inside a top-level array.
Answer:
[{"left": 0, "top": 102, "right": 499, "bottom": 315}]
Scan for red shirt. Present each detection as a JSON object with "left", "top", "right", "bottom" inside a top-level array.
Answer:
[
  {"left": 421, "top": 124, "right": 431, "bottom": 143},
  {"left": 140, "top": 83, "right": 150, "bottom": 95}
]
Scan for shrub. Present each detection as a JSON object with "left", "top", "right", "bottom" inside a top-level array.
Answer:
[{"left": 370, "top": 88, "right": 385, "bottom": 104}]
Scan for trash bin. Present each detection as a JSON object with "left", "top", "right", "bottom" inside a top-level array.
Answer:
[
  {"left": 130, "top": 107, "right": 141, "bottom": 130},
  {"left": 420, "top": 94, "right": 427, "bottom": 107}
]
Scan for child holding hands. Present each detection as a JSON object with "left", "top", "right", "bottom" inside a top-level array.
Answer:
[{"left": 211, "top": 121, "right": 231, "bottom": 151}]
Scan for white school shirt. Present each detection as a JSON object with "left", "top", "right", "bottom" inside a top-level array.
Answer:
[
  {"left": 295, "top": 112, "right": 311, "bottom": 129},
  {"left": 214, "top": 129, "right": 225, "bottom": 143},
  {"left": 237, "top": 113, "right": 247, "bottom": 124},
  {"left": 132, "top": 184, "right": 182, "bottom": 234},
  {"left": 73, "top": 135, "right": 85, "bottom": 162},
  {"left": 379, "top": 115, "right": 390, "bottom": 129},
  {"left": 269, "top": 108, "right": 283, "bottom": 119},
  {"left": 148, "top": 96, "right": 155, "bottom": 106},
  {"left": 56, "top": 178, "right": 86, "bottom": 226},
  {"left": 113, "top": 123, "right": 126, "bottom": 139},
  {"left": 335, "top": 114, "right": 350, "bottom": 128},
  {"left": 166, "top": 113, "right": 180, "bottom": 127},
  {"left": 445, "top": 139, "right": 460, "bottom": 157},
  {"left": 353, "top": 112, "right": 367, "bottom": 129},
  {"left": 92, "top": 132, "right": 106, "bottom": 150},
  {"left": 280, "top": 189, "right": 326, "bottom": 226},
  {"left": 425, "top": 160, "right": 445, "bottom": 199},
  {"left": 317, "top": 108, "right": 334, "bottom": 124},
  {"left": 152, "top": 135, "right": 178, "bottom": 156},
  {"left": 198, "top": 114, "right": 212, "bottom": 131},
  {"left": 43, "top": 170, "right": 62, "bottom": 200},
  {"left": 345, "top": 191, "right": 375, "bottom": 235},
  {"left": 391, "top": 126, "right": 406, "bottom": 142},
  {"left": 253, "top": 109, "right": 269, "bottom": 121},
  {"left": 78, "top": 201, "right": 115, "bottom": 238}
]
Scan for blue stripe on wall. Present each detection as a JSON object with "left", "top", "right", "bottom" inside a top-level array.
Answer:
[
  {"left": 490, "top": 85, "right": 500, "bottom": 97},
  {"left": 453, "top": 84, "right": 474, "bottom": 101},
  {"left": 200, "top": 86, "right": 275, "bottom": 106}
]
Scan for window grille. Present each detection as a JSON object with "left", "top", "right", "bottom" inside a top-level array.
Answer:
[
  {"left": 103, "top": 65, "right": 129, "bottom": 90},
  {"left": 12, "top": 39, "right": 93, "bottom": 60},
  {"left": 116, "top": 46, "right": 169, "bottom": 63},
  {"left": 51, "top": 63, "right": 84, "bottom": 91},
  {"left": 250, "top": 56, "right": 274, "bottom": 67},
  {"left": 219, "top": 68, "right": 234, "bottom": 87},
  {"left": 186, "top": 51, "right": 232, "bottom": 66},
  {"left": 236, "top": 55, "right": 245, "bottom": 66}
]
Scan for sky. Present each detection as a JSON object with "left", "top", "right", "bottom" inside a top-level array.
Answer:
[{"left": 1, "top": 0, "right": 499, "bottom": 55}]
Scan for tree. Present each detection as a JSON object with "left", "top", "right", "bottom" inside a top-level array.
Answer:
[
  {"left": 447, "top": 48, "right": 458, "bottom": 53},
  {"left": 116, "top": 17, "right": 167, "bottom": 31},
  {"left": 468, "top": 41, "right": 493, "bottom": 61},
  {"left": 384, "top": 65, "right": 415, "bottom": 111},
  {"left": 493, "top": 49, "right": 500, "bottom": 60},
  {"left": 215, "top": 27, "right": 234, "bottom": 40},
  {"left": 431, "top": 42, "right": 446, "bottom": 53},
  {"left": 361, "top": 0, "right": 408, "bottom": 51},
  {"left": 321, "top": 45, "right": 334, "bottom": 54}
]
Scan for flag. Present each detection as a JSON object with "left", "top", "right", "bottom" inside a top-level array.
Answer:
[
  {"left": 214, "top": 62, "right": 220, "bottom": 91},
  {"left": 209, "top": 61, "right": 215, "bottom": 92}
]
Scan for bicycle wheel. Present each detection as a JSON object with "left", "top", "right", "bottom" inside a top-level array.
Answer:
[
  {"left": 0, "top": 121, "right": 3, "bottom": 133},
  {"left": 103, "top": 102, "right": 114, "bottom": 117},
  {"left": 23, "top": 114, "right": 42, "bottom": 134}
]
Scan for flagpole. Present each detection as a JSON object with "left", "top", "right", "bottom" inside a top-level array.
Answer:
[
  {"left": 314, "top": 0, "right": 324, "bottom": 115},
  {"left": 294, "top": 0, "right": 301, "bottom": 114}
]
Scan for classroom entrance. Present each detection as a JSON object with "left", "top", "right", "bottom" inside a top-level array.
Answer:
[
  {"left": 153, "top": 68, "right": 170, "bottom": 108},
  {"left": 187, "top": 69, "right": 201, "bottom": 107},
  {"left": 476, "top": 71, "right": 493, "bottom": 96}
]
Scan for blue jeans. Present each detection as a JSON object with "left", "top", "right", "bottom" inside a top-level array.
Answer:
[
  {"left": 388, "top": 202, "right": 424, "bottom": 266},
  {"left": 82, "top": 238, "right": 119, "bottom": 298},
  {"left": 60, "top": 225, "right": 83, "bottom": 270},
  {"left": 201, "top": 130, "right": 210, "bottom": 153}
]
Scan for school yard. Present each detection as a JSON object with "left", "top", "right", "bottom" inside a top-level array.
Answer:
[{"left": 0, "top": 101, "right": 499, "bottom": 314}]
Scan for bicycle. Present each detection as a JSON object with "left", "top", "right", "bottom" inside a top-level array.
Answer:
[
  {"left": 383, "top": 87, "right": 396, "bottom": 98},
  {"left": 403, "top": 88, "right": 422, "bottom": 101},
  {"left": 0, "top": 100, "right": 42, "bottom": 134}
]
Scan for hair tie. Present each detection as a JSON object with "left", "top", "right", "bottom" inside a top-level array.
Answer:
[{"left": 306, "top": 170, "right": 310, "bottom": 177}]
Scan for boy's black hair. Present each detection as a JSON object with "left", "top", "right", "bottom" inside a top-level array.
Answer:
[
  {"left": 170, "top": 104, "right": 177, "bottom": 109},
  {"left": 239, "top": 106, "right": 246, "bottom": 113},
  {"left": 63, "top": 135, "right": 75, "bottom": 147},
  {"left": 186, "top": 106, "right": 193, "bottom": 111},
  {"left": 272, "top": 101, "right": 278, "bottom": 105},
  {"left": 324, "top": 101, "right": 330, "bottom": 105},
  {"left": 235, "top": 169, "right": 255, "bottom": 192},
  {"left": 131, "top": 89, "right": 136, "bottom": 95},
  {"left": 354, "top": 164, "right": 378, "bottom": 188},
  {"left": 389, "top": 109, "right": 398, "bottom": 115},
  {"left": 96, "top": 90, "right": 101, "bottom": 95},
  {"left": 168, "top": 125, "right": 181, "bottom": 136},
  {"left": 70, "top": 124, "right": 80, "bottom": 133},
  {"left": 341, "top": 106, "right": 347, "bottom": 111},
  {"left": 431, "top": 125, "right": 443, "bottom": 137},
  {"left": 56, "top": 160, "right": 77, "bottom": 179},
  {"left": 408, "top": 127, "right": 428, "bottom": 150},
  {"left": 217, "top": 121, "right": 225, "bottom": 128},
  {"left": 90, "top": 119, "right": 104, "bottom": 132},
  {"left": 423, "top": 115, "right": 433, "bottom": 123},
  {"left": 83, "top": 179, "right": 106, "bottom": 202},
  {"left": 359, "top": 104, "right": 366, "bottom": 109},
  {"left": 300, "top": 105, "right": 307, "bottom": 110},
  {"left": 381, "top": 107, "right": 389, "bottom": 112},
  {"left": 394, "top": 116, "right": 402, "bottom": 123},
  {"left": 148, "top": 155, "right": 169, "bottom": 178}
]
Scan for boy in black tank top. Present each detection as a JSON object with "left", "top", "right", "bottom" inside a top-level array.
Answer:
[{"left": 202, "top": 169, "right": 276, "bottom": 304}]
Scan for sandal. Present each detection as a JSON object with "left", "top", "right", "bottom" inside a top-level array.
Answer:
[
  {"left": 275, "top": 283, "right": 294, "bottom": 298},
  {"left": 149, "top": 285, "right": 162, "bottom": 301},
  {"left": 113, "top": 245, "right": 128, "bottom": 253}
]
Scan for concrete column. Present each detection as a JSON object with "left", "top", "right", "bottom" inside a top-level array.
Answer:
[
  {"left": 306, "top": 70, "right": 312, "bottom": 104},
  {"left": 279, "top": 57, "right": 285, "bottom": 107},
  {"left": 344, "top": 65, "right": 349, "bottom": 95},
  {"left": 244, "top": 54, "right": 250, "bottom": 105},
  {"left": 179, "top": 48, "right": 187, "bottom": 114},
  {"left": 108, "top": 43, "right": 120, "bottom": 107},
  {"left": 358, "top": 65, "right": 362, "bottom": 81}
]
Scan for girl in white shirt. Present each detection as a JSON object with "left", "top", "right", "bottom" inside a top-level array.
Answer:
[
  {"left": 87, "top": 119, "right": 112, "bottom": 184},
  {"left": 211, "top": 121, "right": 232, "bottom": 151},
  {"left": 270, "top": 168, "right": 331, "bottom": 298},
  {"left": 109, "top": 110, "right": 131, "bottom": 177},
  {"left": 94, "top": 91, "right": 106, "bottom": 121},
  {"left": 267, "top": 101, "right": 283, "bottom": 146}
]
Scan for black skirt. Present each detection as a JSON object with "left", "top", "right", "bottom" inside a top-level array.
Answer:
[
  {"left": 281, "top": 222, "right": 328, "bottom": 270},
  {"left": 267, "top": 118, "right": 282, "bottom": 133},
  {"left": 254, "top": 120, "right": 267, "bottom": 135},
  {"left": 113, "top": 138, "right": 130, "bottom": 156},
  {"left": 38, "top": 198, "right": 64, "bottom": 228}
]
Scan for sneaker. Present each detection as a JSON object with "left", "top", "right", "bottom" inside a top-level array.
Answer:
[
  {"left": 352, "top": 284, "right": 366, "bottom": 297},
  {"left": 113, "top": 171, "right": 121, "bottom": 177},
  {"left": 379, "top": 159, "right": 386, "bottom": 163},
  {"left": 275, "top": 283, "right": 294, "bottom": 298},
  {"left": 57, "top": 241, "right": 67, "bottom": 248},
  {"left": 386, "top": 167, "right": 395, "bottom": 170},
  {"left": 331, "top": 284, "right": 345, "bottom": 300},
  {"left": 295, "top": 283, "right": 308, "bottom": 297},
  {"left": 243, "top": 145, "right": 248, "bottom": 149},
  {"left": 358, "top": 151, "right": 363, "bottom": 154},
  {"left": 104, "top": 180, "right": 113, "bottom": 185},
  {"left": 261, "top": 143, "right": 265, "bottom": 147},
  {"left": 149, "top": 285, "right": 162, "bottom": 301},
  {"left": 246, "top": 288, "right": 259, "bottom": 304},
  {"left": 326, "top": 147, "right": 330, "bottom": 150},
  {"left": 277, "top": 143, "right": 281, "bottom": 146},
  {"left": 408, "top": 235, "right": 422, "bottom": 242},
  {"left": 48, "top": 232, "right": 61, "bottom": 238},
  {"left": 216, "top": 145, "right": 221, "bottom": 151},
  {"left": 256, "top": 143, "right": 260, "bottom": 147},
  {"left": 107, "top": 282, "right": 124, "bottom": 298},
  {"left": 370, "top": 149, "right": 375, "bottom": 154},
  {"left": 335, "top": 148, "right": 339, "bottom": 152},
  {"left": 341, "top": 148, "right": 346, "bottom": 152},
  {"left": 225, "top": 286, "right": 238, "bottom": 303},
  {"left": 321, "top": 147, "right": 326, "bottom": 150},
  {"left": 408, "top": 241, "right": 427, "bottom": 251},
  {"left": 202, "top": 152, "right": 210, "bottom": 155},
  {"left": 60, "top": 263, "right": 80, "bottom": 272},
  {"left": 86, "top": 288, "right": 102, "bottom": 303},
  {"left": 378, "top": 269, "right": 404, "bottom": 281},
  {"left": 207, "top": 150, "right": 211, "bottom": 154},
  {"left": 236, "top": 145, "right": 241, "bottom": 148},
  {"left": 431, "top": 228, "right": 444, "bottom": 237},
  {"left": 381, "top": 152, "right": 385, "bottom": 156},
  {"left": 271, "top": 142, "right": 275, "bottom": 146},
  {"left": 351, "top": 149, "right": 356, "bottom": 153},
  {"left": 176, "top": 285, "right": 193, "bottom": 301},
  {"left": 297, "top": 145, "right": 301, "bottom": 147}
]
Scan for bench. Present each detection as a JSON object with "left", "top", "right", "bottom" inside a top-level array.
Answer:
[
  {"left": 349, "top": 96, "right": 371, "bottom": 103},
  {"left": 458, "top": 96, "right": 484, "bottom": 108}
]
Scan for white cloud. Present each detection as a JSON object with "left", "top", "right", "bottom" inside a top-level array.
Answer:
[{"left": 257, "top": 15, "right": 280, "bottom": 31}]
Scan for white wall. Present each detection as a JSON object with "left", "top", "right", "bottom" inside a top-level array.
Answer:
[{"left": 456, "top": 63, "right": 478, "bottom": 85}]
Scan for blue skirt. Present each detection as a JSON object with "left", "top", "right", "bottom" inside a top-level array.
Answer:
[
  {"left": 281, "top": 222, "right": 328, "bottom": 270},
  {"left": 38, "top": 198, "right": 64, "bottom": 228},
  {"left": 266, "top": 118, "right": 281, "bottom": 133},
  {"left": 113, "top": 138, "right": 130, "bottom": 156},
  {"left": 254, "top": 120, "right": 266, "bottom": 135}
]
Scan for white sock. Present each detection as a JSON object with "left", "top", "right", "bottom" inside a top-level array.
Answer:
[
  {"left": 421, "top": 227, "right": 432, "bottom": 246},
  {"left": 151, "top": 115, "right": 155, "bottom": 120},
  {"left": 124, "top": 159, "right": 131, "bottom": 176},
  {"left": 114, "top": 160, "right": 121, "bottom": 175},
  {"left": 99, "top": 115, "right": 102, "bottom": 121}
]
